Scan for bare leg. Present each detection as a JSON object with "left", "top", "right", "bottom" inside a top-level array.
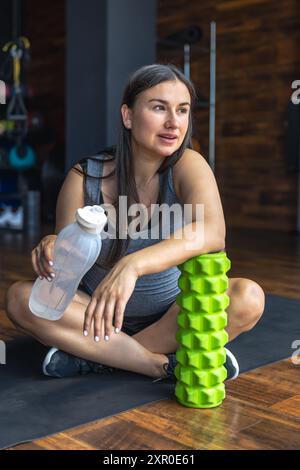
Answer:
[
  {"left": 133, "top": 277, "right": 265, "bottom": 354},
  {"left": 5, "top": 281, "right": 168, "bottom": 379}
]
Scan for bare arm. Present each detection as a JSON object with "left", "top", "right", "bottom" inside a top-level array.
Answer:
[
  {"left": 31, "top": 164, "right": 84, "bottom": 279},
  {"left": 130, "top": 149, "right": 226, "bottom": 276}
]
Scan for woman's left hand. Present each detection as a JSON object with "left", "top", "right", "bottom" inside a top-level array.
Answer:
[{"left": 83, "top": 255, "right": 139, "bottom": 341}]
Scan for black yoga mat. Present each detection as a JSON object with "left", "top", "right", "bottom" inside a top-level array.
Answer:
[{"left": 0, "top": 293, "right": 299, "bottom": 449}]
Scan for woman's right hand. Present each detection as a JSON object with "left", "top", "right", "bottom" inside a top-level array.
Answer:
[{"left": 31, "top": 234, "right": 57, "bottom": 281}]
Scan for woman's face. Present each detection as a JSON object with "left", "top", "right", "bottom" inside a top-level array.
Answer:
[{"left": 122, "top": 79, "right": 191, "bottom": 159}]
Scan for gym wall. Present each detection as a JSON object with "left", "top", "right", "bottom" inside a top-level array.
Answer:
[
  {"left": 157, "top": 0, "right": 300, "bottom": 232},
  {"left": 23, "top": 0, "right": 65, "bottom": 144},
  {"left": 16, "top": 0, "right": 300, "bottom": 232}
]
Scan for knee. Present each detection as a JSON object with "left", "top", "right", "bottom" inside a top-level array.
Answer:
[
  {"left": 232, "top": 279, "right": 265, "bottom": 331},
  {"left": 5, "top": 281, "right": 29, "bottom": 329}
]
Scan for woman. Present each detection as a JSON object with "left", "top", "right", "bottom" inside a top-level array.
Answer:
[{"left": 5, "top": 64, "right": 265, "bottom": 381}]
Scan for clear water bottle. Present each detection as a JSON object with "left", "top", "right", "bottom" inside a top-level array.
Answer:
[{"left": 29, "top": 205, "right": 107, "bottom": 320}]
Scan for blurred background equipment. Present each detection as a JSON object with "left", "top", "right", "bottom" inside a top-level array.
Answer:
[
  {"left": 0, "top": 0, "right": 42, "bottom": 233},
  {"left": 3, "top": 36, "right": 37, "bottom": 171}
]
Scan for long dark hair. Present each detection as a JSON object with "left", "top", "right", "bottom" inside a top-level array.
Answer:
[{"left": 74, "top": 63, "right": 197, "bottom": 269}]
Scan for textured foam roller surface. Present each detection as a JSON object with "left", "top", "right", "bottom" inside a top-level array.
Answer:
[{"left": 175, "top": 252, "right": 231, "bottom": 408}]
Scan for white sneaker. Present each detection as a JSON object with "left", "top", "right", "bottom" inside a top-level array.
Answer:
[
  {"left": 0, "top": 205, "right": 12, "bottom": 227},
  {"left": 224, "top": 347, "right": 240, "bottom": 380},
  {"left": 0, "top": 205, "right": 23, "bottom": 229},
  {"left": 9, "top": 206, "right": 23, "bottom": 229}
]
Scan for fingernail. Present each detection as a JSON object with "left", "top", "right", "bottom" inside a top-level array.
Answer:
[
  {"left": 104, "top": 335, "right": 110, "bottom": 341},
  {"left": 50, "top": 273, "right": 55, "bottom": 278},
  {"left": 83, "top": 330, "right": 88, "bottom": 337},
  {"left": 47, "top": 277, "right": 52, "bottom": 282},
  {"left": 39, "top": 276, "right": 43, "bottom": 280},
  {"left": 49, "top": 261, "right": 53, "bottom": 266},
  {"left": 95, "top": 336, "right": 100, "bottom": 342},
  {"left": 115, "top": 328, "right": 120, "bottom": 334}
]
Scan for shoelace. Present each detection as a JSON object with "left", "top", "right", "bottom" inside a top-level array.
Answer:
[{"left": 152, "top": 360, "right": 173, "bottom": 383}]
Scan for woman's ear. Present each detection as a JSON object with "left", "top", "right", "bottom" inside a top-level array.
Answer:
[{"left": 121, "top": 104, "right": 132, "bottom": 129}]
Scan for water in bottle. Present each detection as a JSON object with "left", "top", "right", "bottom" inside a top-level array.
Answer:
[{"left": 29, "top": 205, "right": 107, "bottom": 320}]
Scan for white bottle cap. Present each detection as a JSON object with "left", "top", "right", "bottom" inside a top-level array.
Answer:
[{"left": 76, "top": 205, "right": 107, "bottom": 234}]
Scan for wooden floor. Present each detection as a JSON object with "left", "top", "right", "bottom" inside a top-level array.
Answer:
[{"left": 1, "top": 226, "right": 300, "bottom": 450}]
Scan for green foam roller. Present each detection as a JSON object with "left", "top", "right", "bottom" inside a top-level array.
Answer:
[{"left": 175, "top": 252, "right": 231, "bottom": 408}]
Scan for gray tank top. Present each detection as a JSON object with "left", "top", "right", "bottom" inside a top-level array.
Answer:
[{"left": 81, "top": 155, "right": 183, "bottom": 318}]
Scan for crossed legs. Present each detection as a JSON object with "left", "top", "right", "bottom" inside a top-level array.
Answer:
[
  {"left": 133, "top": 277, "right": 265, "bottom": 353},
  {"left": 4, "top": 277, "right": 265, "bottom": 378}
]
